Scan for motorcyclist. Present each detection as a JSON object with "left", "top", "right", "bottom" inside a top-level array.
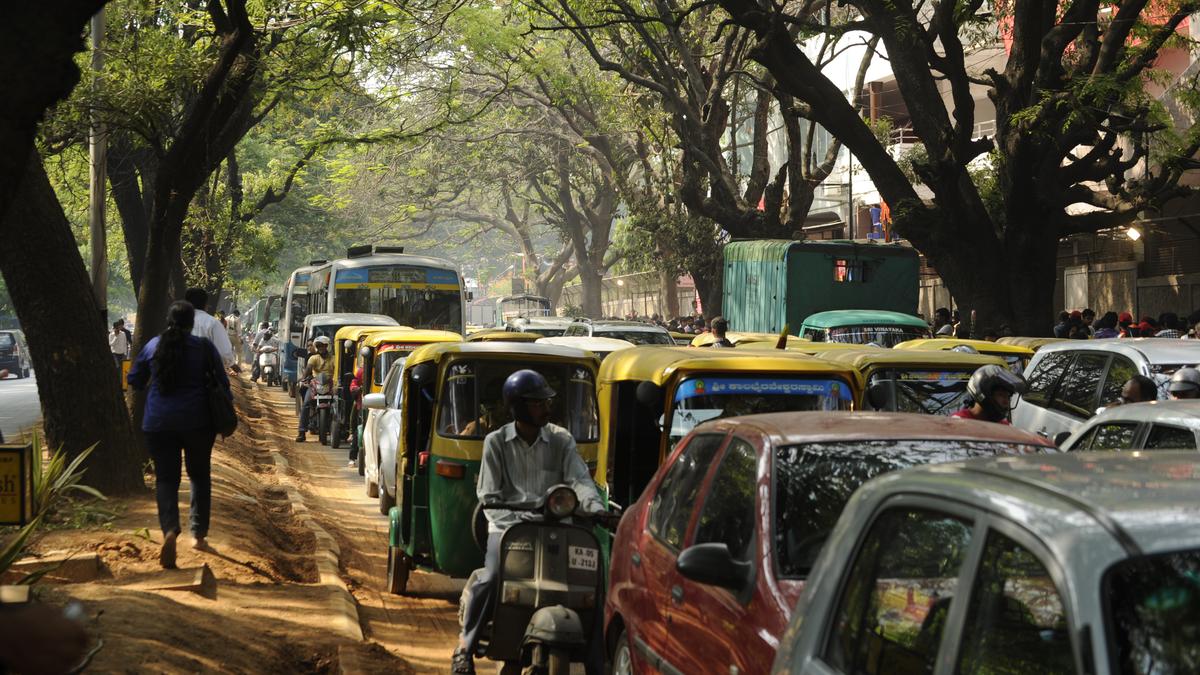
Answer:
[
  {"left": 295, "top": 336, "right": 334, "bottom": 442},
  {"left": 251, "top": 329, "right": 280, "bottom": 384},
  {"left": 1168, "top": 367, "right": 1200, "bottom": 400},
  {"left": 952, "top": 364, "right": 1026, "bottom": 424},
  {"left": 452, "top": 369, "right": 604, "bottom": 675}
]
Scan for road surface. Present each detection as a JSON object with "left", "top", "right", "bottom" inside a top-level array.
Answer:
[{"left": 0, "top": 372, "right": 39, "bottom": 442}]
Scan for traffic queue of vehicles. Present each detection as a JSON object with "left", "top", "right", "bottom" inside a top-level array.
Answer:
[{"left": 265, "top": 246, "right": 1200, "bottom": 674}]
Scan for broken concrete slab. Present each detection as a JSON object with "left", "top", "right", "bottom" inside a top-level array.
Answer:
[
  {"left": 120, "top": 563, "right": 218, "bottom": 600},
  {"left": 5, "top": 552, "right": 104, "bottom": 584}
]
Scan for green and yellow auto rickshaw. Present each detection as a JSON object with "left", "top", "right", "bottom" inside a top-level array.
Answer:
[
  {"left": 816, "top": 347, "right": 1008, "bottom": 415},
  {"left": 595, "top": 346, "right": 864, "bottom": 512},
  {"left": 797, "top": 309, "right": 931, "bottom": 347},
  {"left": 385, "top": 342, "right": 601, "bottom": 594}
]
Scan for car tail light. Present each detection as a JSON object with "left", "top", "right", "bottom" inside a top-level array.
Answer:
[{"left": 435, "top": 460, "right": 465, "bottom": 479}]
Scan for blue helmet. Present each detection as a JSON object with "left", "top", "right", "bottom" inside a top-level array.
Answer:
[{"left": 503, "top": 369, "right": 556, "bottom": 407}]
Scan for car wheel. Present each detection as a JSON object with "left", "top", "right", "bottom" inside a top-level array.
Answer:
[
  {"left": 331, "top": 417, "right": 343, "bottom": 449},
  {"left": 609, "top": 627, "right": 632, "bottom": 675},
  {"left": 378, "top": 476, "right": 395, "bottom": 516},
  {"left": 366, "top": 467, "right": 379, "bottom": 498},
  {"left": 13, "top": 367, "right": 23, "bottom": 380}
]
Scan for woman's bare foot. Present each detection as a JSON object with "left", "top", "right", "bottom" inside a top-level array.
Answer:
[{"left": 160, "top": 530, "right": 178, "bottom": 569}]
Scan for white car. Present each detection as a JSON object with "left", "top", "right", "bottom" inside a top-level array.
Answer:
[
  {"left": 362, "top": 359, "right": 406, "bottom": 515},
  {"left": 562, "top": 319, "right": 674, "bottom": 345},
  {"left": 1059, "top": 399, "right": 1200, "bottom": 451},
  {"left": 1012, "top": 338, "right": 1200, "bottom": 440}
]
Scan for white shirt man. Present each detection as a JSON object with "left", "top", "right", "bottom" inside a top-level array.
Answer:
[{"left": 185, "top": 289, "right": 237, "bottom": 369}]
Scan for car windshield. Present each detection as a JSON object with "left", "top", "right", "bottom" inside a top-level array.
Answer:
[
  {"left": 867, "top": 369, "right": 975, "bottom": 415},
  {"left": 437, "top": 360, "right": 599, "bottom": 442},
  {"left": 669, "top": 376, "right": 853, "bottom": 445},
  {"left": 516, "top": 327, "right": 567, "bottom": 337},
  {"left": 594, "top": 330, "right": 673, "bottom": 345},
  {"left": 774, "top": 440, "right": 1047, "bottom": 578},
  {"left": 827, "top": 325, "right": 929, "bottom": 347},
  {"left": 1106, "top": 549, "right": 1200, "bottom": 673}
]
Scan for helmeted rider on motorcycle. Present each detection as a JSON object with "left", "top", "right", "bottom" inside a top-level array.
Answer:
[
  {"left": 295, "top": 335, "right": 333, "bottom": 442},
  {"left": 952, "top": 364, "right": 1026, "bottom": 424},
  {"left": 1168, "top": 367, "right": 1200, "bottom": 400},
  {"left": 452, "top": 369, "right": 604, "bottom": 675}
]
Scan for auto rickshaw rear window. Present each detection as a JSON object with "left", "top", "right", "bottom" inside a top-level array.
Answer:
[
  {"left": 670, "top": 376, "right": 853, "bottom": 445},
  {"left": 437, "top": 361, "right": 598, "bottom": 442}
]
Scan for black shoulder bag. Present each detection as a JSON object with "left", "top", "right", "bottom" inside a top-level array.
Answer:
[{"left": 204, "top": 343, "right": 238, "bottom": 437}]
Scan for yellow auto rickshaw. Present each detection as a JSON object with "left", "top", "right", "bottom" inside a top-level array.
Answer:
[
  {"left": 331, "top": 325, "right": 405, "bottom": 449},
  {"left": 815, "top": 347, "right": 1008, "bottom": 415},
  {"left": 894, "top": 337, "right": 1034, "bottom": 373},
  {"left": 996, "top": 336, "right": 1070, "bottom": 352},
  {"left": 464, "top": 328, "right": 543, "bottom": 343},
  {"left": 385, "top": 342, "right": 601, "bottom": 594},
  {"left": 596, "top": 346, "right": 863, "bottom": 510}
]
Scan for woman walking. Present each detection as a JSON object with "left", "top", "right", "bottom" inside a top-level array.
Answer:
[{"left": 128, "top": 301, "right": 231, "bottom": 568}]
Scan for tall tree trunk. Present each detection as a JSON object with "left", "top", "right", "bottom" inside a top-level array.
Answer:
[
  {"left": 691, "top": 260, "right": 723, "bottom": 319},
  {"left": 107, "top": 136, "right": 154, "bottom": 294},
  {"left": 0, "top": 153, "right": 144, "bottom": 493}
]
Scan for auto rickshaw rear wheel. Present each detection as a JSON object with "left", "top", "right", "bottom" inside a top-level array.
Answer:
[{"left": 386, "top": 545, "right": 410, "bottom": 595}]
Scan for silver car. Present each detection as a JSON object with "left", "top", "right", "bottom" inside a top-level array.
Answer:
[
  {"left": 1012, "top": 338, "right": 1200, "bottom": 440},
  {"left": 773, "top": 451, "right": 1200, "bottom": 674},
  {"left": 362, "top": 360, "right": 406, "bottom": 515},
  {"left": 1060, "top": 399, "right": 1200, "bottom": 451}
]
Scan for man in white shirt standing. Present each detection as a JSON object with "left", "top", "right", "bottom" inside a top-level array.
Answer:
[
  {"left": 108, "top": 320, "right": 130, "bottom": 369},
  {"left": 184, "top": 288, "right": 239, "bottom": 372}
]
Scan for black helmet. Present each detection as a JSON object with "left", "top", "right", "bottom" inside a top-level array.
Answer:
[
  {"left": 966, "top": 364, "right": 1026, "bottom": 415},
  {"left": 260, "top": 321, "right": 270, "bottom": 329},
  {"left": 502, "top": 369, "right": 556, "bottom": 407},
  {"left": 1168, "top": 367, "right": 1200, "bottom": 396}
]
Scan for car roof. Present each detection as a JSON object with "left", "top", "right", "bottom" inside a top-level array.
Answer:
[
  {"left": 1035, "top": 337, "right": 1200, "bottom": 365},
  {"left": 509, "top": 317, "right": 574, "bottom": 326},
  {"left": 586, "top": 321, "right": 668, "bottom": 332},
  {"left": 536, "top": 336, "right": 635, "bottom": 351},
  {"left": 871, "top": 451, "right": 1200, "bottom": 555},
  {"left": 1078, "top": 399, "right": 1200, "bottom": 427},
  {"left": 699, "top": 411, "right": 1054, "bottom": 446},
  {"left": 801, "top": 309, "right": 928, "bottom": 328}
]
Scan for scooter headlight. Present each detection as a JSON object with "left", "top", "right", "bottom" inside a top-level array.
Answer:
[{"left": 546, "top": 486, "right": 578, "bottom": 519}]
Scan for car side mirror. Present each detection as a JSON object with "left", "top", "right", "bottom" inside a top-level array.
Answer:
[
  {"left": 363, "top": 393, "right": 387, "bottom": 410},
  {"left": 866, "top": 382, "right": 894, "bottom": 410},
  {"left": 1054, "top": 431, "right": 1072, "bottom": 448},
  {"left": 676, "top": 542, "right": 751, "bottom": 591}
]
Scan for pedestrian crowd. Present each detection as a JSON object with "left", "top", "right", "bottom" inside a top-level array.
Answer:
[{"left": 1051, "top": 308, "right": 1200, "bottom": 339}]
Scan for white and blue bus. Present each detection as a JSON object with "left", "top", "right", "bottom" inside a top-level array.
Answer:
[
  {"left": 306, "top": 246, "right": 466, "bottom": 333},
  {"left": 281, "top": 262, "right": 324, "bottom": 391}
]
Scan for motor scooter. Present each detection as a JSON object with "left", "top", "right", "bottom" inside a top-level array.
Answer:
[
  {"left": 310, "top": 372, "right": 334, "bottom": 445},
  {"left": 257, "top": 344, "right": 280, "bottom": 387},
  {"left": 462, "top": 485, "right": 618, "bottom": 675}
]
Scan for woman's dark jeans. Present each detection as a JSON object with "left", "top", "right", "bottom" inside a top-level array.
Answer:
[{"left": 145, "top": 429, "right": 216, "bottom": 539}]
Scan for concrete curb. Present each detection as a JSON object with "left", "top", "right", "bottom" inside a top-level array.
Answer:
[{"left": 270, "top": 446, "right": 364, "bottom": 642}]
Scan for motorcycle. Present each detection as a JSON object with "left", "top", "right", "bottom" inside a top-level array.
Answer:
[
  {"left": 462, "top": 485, "right": 618, "bottom": 675},
  {"left": 303, "top": 372, "right": 335, "bottom": 445},
  {"left": 257, "top": 344, "right": 280, "bottom": 387}
]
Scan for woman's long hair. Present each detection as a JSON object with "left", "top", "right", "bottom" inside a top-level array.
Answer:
[{"left": 153, "top": 301, "right": 195, "bottom": 393}]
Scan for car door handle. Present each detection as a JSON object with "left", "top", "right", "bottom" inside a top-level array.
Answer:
[
  {"left": 631, "top": 551, "right": 641, "bottom": 567},
  {"left": 670, "top": 585, "right": 684, "bottom": 605}
]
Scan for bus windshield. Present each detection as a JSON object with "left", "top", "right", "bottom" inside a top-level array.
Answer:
[{"left": 333, "top": 265, "right": 462, "bottom": 332}]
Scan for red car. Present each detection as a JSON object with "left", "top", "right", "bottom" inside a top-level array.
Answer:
[{"left": 604, "top": 411, "right": 1054, "bottom": 675}]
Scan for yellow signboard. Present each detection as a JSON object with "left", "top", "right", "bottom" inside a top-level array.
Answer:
[{"left": 0, "top": 444, "right": 34, "bottom": 525}]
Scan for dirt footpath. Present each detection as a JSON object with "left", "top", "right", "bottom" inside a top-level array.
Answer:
[
  {"left": 251, "top": 380, "right": 466, "bottom": 673},
  {"left": 19, "top": 376, "right": 416, "bottom": 673}
]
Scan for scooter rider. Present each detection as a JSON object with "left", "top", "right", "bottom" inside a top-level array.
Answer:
[
  {"left": 1168, "top": 367, "right": 1200, "bottom": 400},
  {"left": 250, "top": 322, "right": 275, "bottom": 382},
  {"left": 952, "top": 364, "right": 1026, "bottom": 424},
  {"left": 295, "top": 336, "right": 334, "bottom": 442},
  {"left": 452, "top": 369, "right": 604, "bottom": 675},
  {"left": 252, "top": 329, "right": 280, "bottom": 383}
]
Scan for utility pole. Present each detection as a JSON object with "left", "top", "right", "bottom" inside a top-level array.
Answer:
[{"left": 89, "top": 8, "right": 108, "bottom": 321}]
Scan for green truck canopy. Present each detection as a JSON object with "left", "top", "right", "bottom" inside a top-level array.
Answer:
[{"left": 723, "top": 240, "right": 920, "bottom": 335}]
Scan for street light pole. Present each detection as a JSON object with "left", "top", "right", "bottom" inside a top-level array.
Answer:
[{"left": 89, "top": 8, "right": 108, "bottom": 321}]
